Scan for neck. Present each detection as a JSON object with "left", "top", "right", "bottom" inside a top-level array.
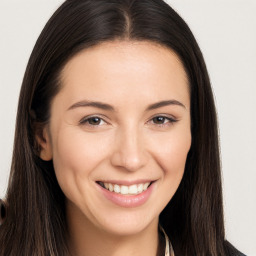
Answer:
[{"left": 66, "top": 203, "right": 161, "bottom": 256}]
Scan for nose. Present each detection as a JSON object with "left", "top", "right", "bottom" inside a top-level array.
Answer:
[{"left": 110, "top": 127, "right": 148, "bottom": 172}]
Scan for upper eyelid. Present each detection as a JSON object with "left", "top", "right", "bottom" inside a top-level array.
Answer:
[
  {"left": 147, "top": 113, "right": 178, "bottom": 122},
  {"left": 79, "top": 114, "right": 175, "bottom": 120},
  {"left": 79, "top": 114, "right": 109, "bottom": 123}
]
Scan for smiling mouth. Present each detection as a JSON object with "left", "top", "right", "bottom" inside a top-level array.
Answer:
[{"left": 97, "top": 181, "right": 153, "bottom": 195}]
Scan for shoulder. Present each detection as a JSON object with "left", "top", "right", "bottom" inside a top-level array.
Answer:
[
  {"left": 224, "top": 240, "right": 246, "bottom": 256},
  {"left": 236, "top": 252, "right": 246, "bottom": 256}
]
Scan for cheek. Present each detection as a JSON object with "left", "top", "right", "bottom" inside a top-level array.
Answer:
[
  {"left": 153, "top": 129, "right": 191, "bottom": 204},
  {"left": 146, "top": 128, "right": 191, "bottom": 213},
  {"left": 51, "top": 129, "right": 112, "bottom": 196},
  {"left": 53, "top": 129, "right": 109, "bottom": 167},
  {"left": 164, "top": 140, "right": 190, "bottom": 172},
  {"left": 151, "top": 129, "right": 191, "bottom": 177}
]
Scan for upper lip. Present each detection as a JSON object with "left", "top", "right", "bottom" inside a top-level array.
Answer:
[{"left": 96, "top": 179, "right": 155, "bottom": 186}]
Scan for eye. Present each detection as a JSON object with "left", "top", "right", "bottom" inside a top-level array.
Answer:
[
  {"left": 150, "top": 115, "right": 177, "bottom": 127},
  {"left": 79, "top": 116, "right": 107, "bottom": 127}
]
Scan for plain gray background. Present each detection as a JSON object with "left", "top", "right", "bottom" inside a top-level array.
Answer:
[{"left": 0, "top": 0, "right": 255, "bottom": 255}]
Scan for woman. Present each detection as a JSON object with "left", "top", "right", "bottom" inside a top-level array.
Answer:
[{"left": 0, "top": 0, "right": 245, "bottom": 255}]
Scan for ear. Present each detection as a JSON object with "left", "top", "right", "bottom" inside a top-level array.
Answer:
[{"left": 35, "top": 125, "right": 53, "bottom": 161}]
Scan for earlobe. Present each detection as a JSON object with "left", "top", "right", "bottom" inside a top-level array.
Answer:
[{"left": 35, "top": 126, "right": 53, "bottom": 161}]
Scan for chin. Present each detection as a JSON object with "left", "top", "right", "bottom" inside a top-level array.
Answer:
[{"left": 92, "top": 210, "right": 158, "bottom": 237}]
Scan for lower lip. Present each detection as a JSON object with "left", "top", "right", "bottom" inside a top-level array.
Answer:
[{"left": 97, "top": 182, "right": 155, "bottom": 208}]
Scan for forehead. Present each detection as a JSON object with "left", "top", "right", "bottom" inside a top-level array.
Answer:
[
  {"left": 61, "top": 40, "right": 187, "bottom": 79},
  {"left": 58, "top": 40, "right": 189, "bottom": 108}
]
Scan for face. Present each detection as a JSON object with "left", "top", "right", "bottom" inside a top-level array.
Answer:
[{"left": 39, "top": 41, "right": 191, "bottom": 236}]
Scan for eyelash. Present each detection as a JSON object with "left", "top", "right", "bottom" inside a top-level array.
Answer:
[
  {"left": 149, "top": 116, "right": 178, "bottom": 127},
  {"left": 79, "top": 116, "right": 107, "bottom": 127},
  {"left": 79, "top": 115, "right": 178, "bottom": 128}
]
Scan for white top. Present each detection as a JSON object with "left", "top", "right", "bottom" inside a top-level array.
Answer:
[{"left": 160, "top": 226, "right": 175, "bottom": 256}]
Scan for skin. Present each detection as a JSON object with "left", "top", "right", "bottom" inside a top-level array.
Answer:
[{"left": 38, "top": 41, "right": 191, "bottom": 256}]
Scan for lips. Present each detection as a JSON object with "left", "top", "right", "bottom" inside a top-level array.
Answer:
[{"left": 96, "top": 180, "right": 155, "bottom": 207}]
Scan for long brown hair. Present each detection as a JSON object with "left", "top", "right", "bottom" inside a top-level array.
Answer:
[{"left": 0, "top": 0, "right": 242, "bottom": 255}]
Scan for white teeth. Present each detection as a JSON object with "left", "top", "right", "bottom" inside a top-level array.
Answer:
[
  {"left": 114, "top": 184, "right": 120, "bottom": 193},
  {"left": 138, "top": 184, "right": 143, "bottom": 193},
  {"left": 129, "top": 184, "right": 138, "bottom": 194},
  {"left": 109, "top": 183, "right": 114, "bottom": 192},
  {"left": 120, "top": 185, "right": 129, "bottom": 195},
  {"left": 143, "top": 182, "right": 150, "bottom": 190},
  {"left": 101, "top": 182, "right": 152, "bottom": 195}
]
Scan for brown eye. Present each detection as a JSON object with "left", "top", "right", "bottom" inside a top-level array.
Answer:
[
  {"left": 88, "top": 117, "right": 101, "bottom": 125},
  {"left": 150, "top": 115, "right": 177, "bottom": 127},
  {"left": 80, "top": 116, "right": 106, "bottom": 126},
  {"left": 152, "top": 116, "right": 166, "bottom": 124}
]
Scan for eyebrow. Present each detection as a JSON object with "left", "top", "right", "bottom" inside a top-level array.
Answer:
[
  {"left": 67, "top": 99, "right": 186, "bottom": 111},
  {"left": 68, "top": 100, "right": 115, "bottom": 111},
  {"left": 146, "top": 100, "right": 186, "bottom": 110}
]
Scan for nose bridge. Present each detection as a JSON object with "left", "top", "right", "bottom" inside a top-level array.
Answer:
[{"left": 110, "top": 124, "right": 148, "bottom": 172}]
